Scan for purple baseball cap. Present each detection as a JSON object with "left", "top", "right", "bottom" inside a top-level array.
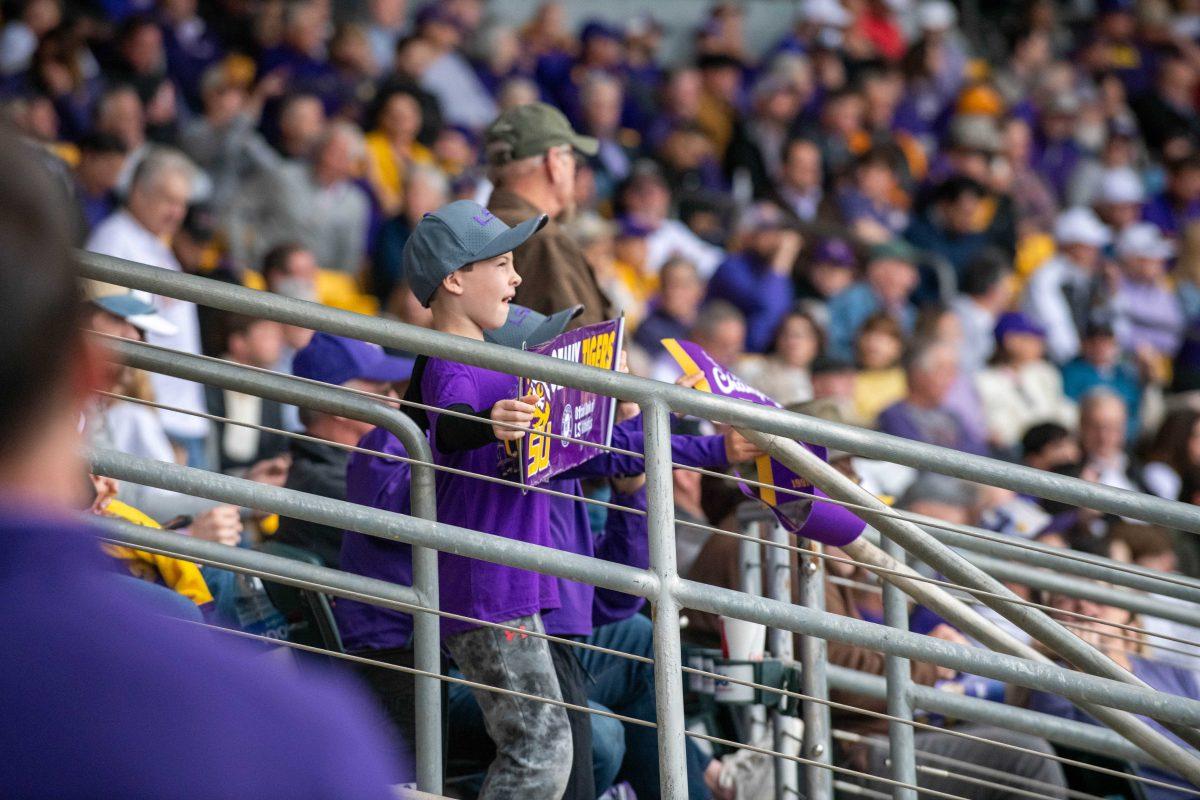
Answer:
[
  {"left": 813, "top": 238, "right": 856, "bottom": 268},
  {"left": 994, "top": 311, "right": 1046, "bottom": 343},
  {"left": 292, "top": 332, "right": 415, "bottom": 386}
]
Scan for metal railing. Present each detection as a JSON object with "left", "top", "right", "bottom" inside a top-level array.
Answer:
[{"left": 80, "top": 250, "right": 1200, "bottom": 798}]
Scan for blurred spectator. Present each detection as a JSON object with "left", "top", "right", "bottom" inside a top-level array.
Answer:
[
  {"left": 273, "top": 91, "right": 326, "bottom": 160},
  {"left": 773, "top": 136, "right": 826, "bottom": 224},
  {"left": 363, "top": 82, "right": 435, "bottom": 215},
  {"left": 279, "top": 333, "right": 413, "bottom": 567},
  {"left": 1131, "top": 55, "right": 1200, "bottom": 158},
  {"left": 1024, "top": 207, "right": 1113, "bottom": 363},
  {"left": 1032, "top": 94, "right": 1083, "bottom": 202},
  {"left": 619, "top": 161, "right": 725, "bottom": 279},
  {"left": 826, "top": 240, "right": 919, "bottom": 361},
  {"left": 906, "top": 175, "right": 1010, "bottom": 283},
  {"left": 1021, "top": 422, "right": 1080, "bottom": 473},
  {"left": 0, "top": 0, "right": 61, "bottom": 77},
  {"left": 87, "top": 147, "right": 211, "bottom": 467},
  {"left": 1143, "top": 155, "right": 1200, "bottom": 237},
  {"left": 1112, "top": 223, "right": 1184, "bottom": 362},
  {"left": 159, "top": 0, "right": 227, "bottom": 109},
  {"left": 633, "top": 257, "right": 705, "bottom": 358},
  {"left": 414, "top": 4, "right": 496, "bottom": 129},
  {"left": 1066, "top": 118, "right": 1144, "bottom": 208},
  {"left": 230, "top": 121, "right": 371, "bottom": 275},
  {"left": 705, "top": 203, "right": 801, "bottom": 352},
  {"left": 1092, "top": 167, "right": 1146, "bottom": 236},
  {"left": 878, "top": 338, "right": 987, "bottom": 454},
  {"left": 653, "top": 300, "right": 745, "bottom": 382},
  {"left": 736, "top": 308, "right": 821, "bottom": 406},
  {"left": 579, "top": 71, "right": 637, "bottom": 200},
  {"left": 853, "top": 312, "right": 908, "bottom": 427},
  {"left": 486, "top": 102, "right": 613, "bottom": 327},
  {"left": 205, "top": 313, "right": 289, "bottom": 474},
  {"left": 949, "top": 250, "right": 1012, "bottom": 374},
  {"left": 796, "top": 236, "right": 856, "bottom": 332},
  {"left": 998, "top": 116, "right": 1058, "bottom": 235},
  {"left": 372, "top": 163, "right": 448, "bottom": 305},
  {"left": 365, "top": 0, "right": 410, "bottom": 74},
  {"left": 258, "top": 1, "right": 340, "bottom": 113},
  {"left": 1077, "top": 388, "right": 1144, "bottom": 492},
  {"left": 1142, "top": 409, "right": 1200, "bottom": 501},
  {"left": 975, "top": 312, "right": 1077, "bottom": 453},
  {"left": 1061, "top": 317, "right": 1143, "bottom": 439},
  {"left": 72, "top": 132, "right": 129, "bottom": 234},
  {"left": 838, "top": 147, "right": 909, "bottom": 244}
]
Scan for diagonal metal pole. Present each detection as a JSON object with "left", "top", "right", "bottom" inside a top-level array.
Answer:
[{"left": 740, "top": 430, "right": 1200, "bottom": 786}]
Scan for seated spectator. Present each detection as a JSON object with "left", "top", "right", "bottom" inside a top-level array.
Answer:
[
  {"left": 633, "top": 257, "right": 705, "bottom": 359},
  {"left": 71, "top": 132, "right": 129, "bottom": 235},
  {"left": 1142, "top": 154, "right": 1200, "bottom": 237},
  {"left": 796, "top": 237, "right": 857, "bottom": 333},
  {"left": 976, "top": 312, "right": 1077, "bottom": 453},
  {"left": 1076, "top": 388, "right": 1145, "bottom": 493},
  {"left": 619, "top": 162, "right": 724, "bottom": 279},
  {"left": 705, "top": 203, "right": 802, "bottom": 352},
  {"left": 610, "top": 216, "right": 657, "bottom": 317},
  {"left": 579, "top": 71, "right": 638, "bottom": 200},
  {"left": 1023, "top": 207, "right": 1113, "bottom": 363},
  {"left": 998, "top": 115, "right": 1058, "bottom": 236},
  {"left": 413, "top": 4, "right": 497, "bottom": 129},
  {"left": 205, "top": 313, "right": 290, "bottom": 474},
  {"left": 906, "top": 175, "right": 1008, "bottom": 284},
  {"left": 1061, "top": 318, "right": 1143, "bottom": 438},
  {"left": 1141, "top": 409, "right": 1200, "bottom": 501},
  {"left": 853, "top": 312, "right": 908, "bottom": 426},
  {"left": 371, "top": 163, "right": 449, "bottom": 305},
  {"left": 949, "top": 250, "right": 1013, "bottom": 375},
  {"left": 568, "top": 213, "right": 647, "bottom": 326},
  {"left": 1112, "top": 223, "right": 1185, "bottom": 364},
  {"left": 1021, "top": 422, "right": 1081, "bottom": 474},
  {"left": 652, "top": 300, "right": 746, "bottom": 383},
  {"left": 878, "top": 338, "right": 987, "bottom": 455},
  {"left": 810, "top": 354, "right": 861, "bottom": 424},
  {"left": 230, "top": 121, "right": 371, "bottom": 276},
  {"left": 837, "top": 147, "right": 909, "bottom": 244},
  {"left": 1092, "top": 167, "right": 1145, "bottom": 237},
  {"left": 773, "top": 136, "right": 828, "bottom": 224},
  {"left": 736, "top": 308, "right": 821, "bottom": 406},
  {"left": 257, "top": 2, "right": 341, "bottom": 113},
  {"left": 273, "top": 91, "right": 327, "bottom": 161},
  {"left": 826, "top": 240, "right": 919, "bottom": 361},
  {"left": 1066, "top": 118, "right": 1143, "bottom": 208},
  {"left": 276, "top": 333, "right": 413, "bottom": 567},
  {"left": 362, "top": 82, "right": 435, "bottom": 215}
]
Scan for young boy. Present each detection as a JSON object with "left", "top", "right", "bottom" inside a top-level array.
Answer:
[{"left": 402, "top": 200, "right": 572, "bottom": 798}]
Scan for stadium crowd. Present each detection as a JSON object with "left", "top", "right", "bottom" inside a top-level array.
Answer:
[{"left": 6, "top": 0, "right": 1200, "bottom": 797}]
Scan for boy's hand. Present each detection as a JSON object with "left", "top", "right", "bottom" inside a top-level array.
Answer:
[
  {"left": 724, "top": 429, "right": 764, "bottom": 463},
  {"left": 491, "top": 394, "right": 538, "bottom": 441},
  {"left": 191, "top": 505, "right": 243, "bottom": 547},
  {"left": 676, "top": 371, "right": 705, "bottom": 389}
]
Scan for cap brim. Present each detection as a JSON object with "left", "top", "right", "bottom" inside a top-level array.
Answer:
[
  {"left": 570, "top": 133, "right": 599, "bottom": 157},
  {"left": 126, "top": 312, "right": 179, "bottom": 337},
  {"left": 527, "top": 305, "right": 585, "bottom": 347},
  {"left": 358, "top": 354, "right": 416, "bottom": 383},
  {"left": 93, "top": 296, "right": 179, "bottom": 337},
  {"left": 472, "top": 213, "right": 550, "bottom": 263}
]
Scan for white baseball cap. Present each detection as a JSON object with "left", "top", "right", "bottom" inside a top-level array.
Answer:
[
  {"left": 82, "top": 280, "right": 178, "bottom": 337},
  {"left": 1053, "top": 207, "right": 1111, "bottom": 248},
  {"left": 802, "top": 0, "right": 851, "bottom": 28},
  {"left": 1116, "top": 222, "right": 1175, "bottom": 260},
  {"left": 1097, "top": 168, "right": 1145, "bottom": 205},
  {"left": 918, "top": 0, "right": 957, "bottom": 31}
]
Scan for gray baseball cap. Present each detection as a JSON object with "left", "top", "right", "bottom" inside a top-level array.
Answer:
[
  {"left": 402, "top": 200, "right": 548, "bottom": 307},
  {"left": 484, "top": 303, "right": 584, "bottom": 349}
]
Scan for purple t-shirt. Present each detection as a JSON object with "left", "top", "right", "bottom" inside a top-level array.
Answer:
[
  {"left": 0, "top": 505, "right": 400, "bottom": 798},
  {"left": 422, "top": 357, "right": 559, "bottom": 637}
]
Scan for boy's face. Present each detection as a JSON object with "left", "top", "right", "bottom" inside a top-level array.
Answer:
[{"left": 446, "top": 251, "right": 521, "bottom": 331}]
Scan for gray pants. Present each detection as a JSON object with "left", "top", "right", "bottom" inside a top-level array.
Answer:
[
  {"left": 850, "top": 724, "right": 1068, "bottom": 799},
  {"left": 446, "top": 614, "right": 572, "bottom": 799}
]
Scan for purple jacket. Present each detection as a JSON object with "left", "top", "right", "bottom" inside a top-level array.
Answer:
[
  {"left": 877, "top": 400, "right": 988, "bottom": 456},
  {"left": 337, "top": 418, "right": 729, "bottom": 647},
  {"left": 705, "top": 251, "right": 795, "bottom": 353},
  {"left": 0, "top": 506, "right": 400, "bottom": 797}
]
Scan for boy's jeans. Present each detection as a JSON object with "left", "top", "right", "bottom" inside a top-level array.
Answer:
[{"left": 446, "top": 613, "right": 573, "bottom": 799}]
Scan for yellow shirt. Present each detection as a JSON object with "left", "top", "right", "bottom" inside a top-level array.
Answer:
[
  {"left": 364, "top": 131, "right": 435, "bottom": 213},
  {"left": 854, "top": 367, "right": 907, "bottom": 426},
  {"left": 100, "top": 499, "right": 214, "bottom": 606}
]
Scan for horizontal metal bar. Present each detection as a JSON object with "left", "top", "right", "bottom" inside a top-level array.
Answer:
[
  {"left": 90, "top": 449, "right": 1200, "bottom": 731},
  {"left": 78, "top": 250, "right": 1200, "bottom": 535},
  {"left": 825, "top": 665, "right": 1151, "bottom": 766},
  {"left": 92, "top": 515, "right": 425, "bottom": 610}
]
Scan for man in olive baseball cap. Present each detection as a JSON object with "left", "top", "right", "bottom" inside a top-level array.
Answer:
[
  {"left": 484, "top": 102, "right": 598, "bottom": 165},
  {"left": 486, "top": 103, "right": 613, "bottom": 328}
]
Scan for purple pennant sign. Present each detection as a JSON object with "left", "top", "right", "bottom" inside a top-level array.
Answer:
[
  {"left": 661, "top": 338, "right": 864, "bottom": 547},
  {"left": 517, "top": 318, "right": 626, "bottom": 486}
]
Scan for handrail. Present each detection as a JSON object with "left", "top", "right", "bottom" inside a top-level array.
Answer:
[
  {"left": 88, "top": 449, "right": 1200, "bottom": 734},
  {"left": 77, "top": 250, "right": 1200, "bottom": 535}
]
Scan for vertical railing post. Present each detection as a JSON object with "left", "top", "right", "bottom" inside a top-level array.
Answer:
[
  {"left": 882, "top": 536, "right": 917, "bottom": 799},
  {"left": 766, "top": 521, "right": 801, "bottom": 799},
  {"left": 798, "top": 540, "right": 832, "bottom": 800},
  {"left": 407, "top": 451, "right": 442, "bottom": 795},
  {"left": 735, "top": 509, "right": 767, "bottom": 744},
  {"left": 643, "top": 400, "right": 689, "bottom": 800}
]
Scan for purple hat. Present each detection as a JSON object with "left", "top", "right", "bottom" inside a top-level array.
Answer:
[
  {"left": 617, "top": 215, "right": 655, "bottom": 238},
  {"left": 580, "top": 19, "right": 623, "bottom": 42},
  {"left": 415, "top": 4, "right": 463, "bottom": 31},
  {"left": 813, "top": 238, "right": 856, "bottom": 268},
  {"left": 293, "top": 332, "right": 415, "bottom": 386},
  {"left": 994, "top": 311, "right": 1046, "bottom": 343}
]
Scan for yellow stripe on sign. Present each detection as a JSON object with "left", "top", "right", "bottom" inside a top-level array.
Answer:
[
  {"left": 756, "top": 454, "right": 777, "bottom": 506},
  {"left": 661, "top": 339, "right": 713, "bottom": 393}
]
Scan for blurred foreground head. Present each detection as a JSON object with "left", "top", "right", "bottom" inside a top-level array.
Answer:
[{"left": 0, "top": 126, "right": 91, "bottom": 507}]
